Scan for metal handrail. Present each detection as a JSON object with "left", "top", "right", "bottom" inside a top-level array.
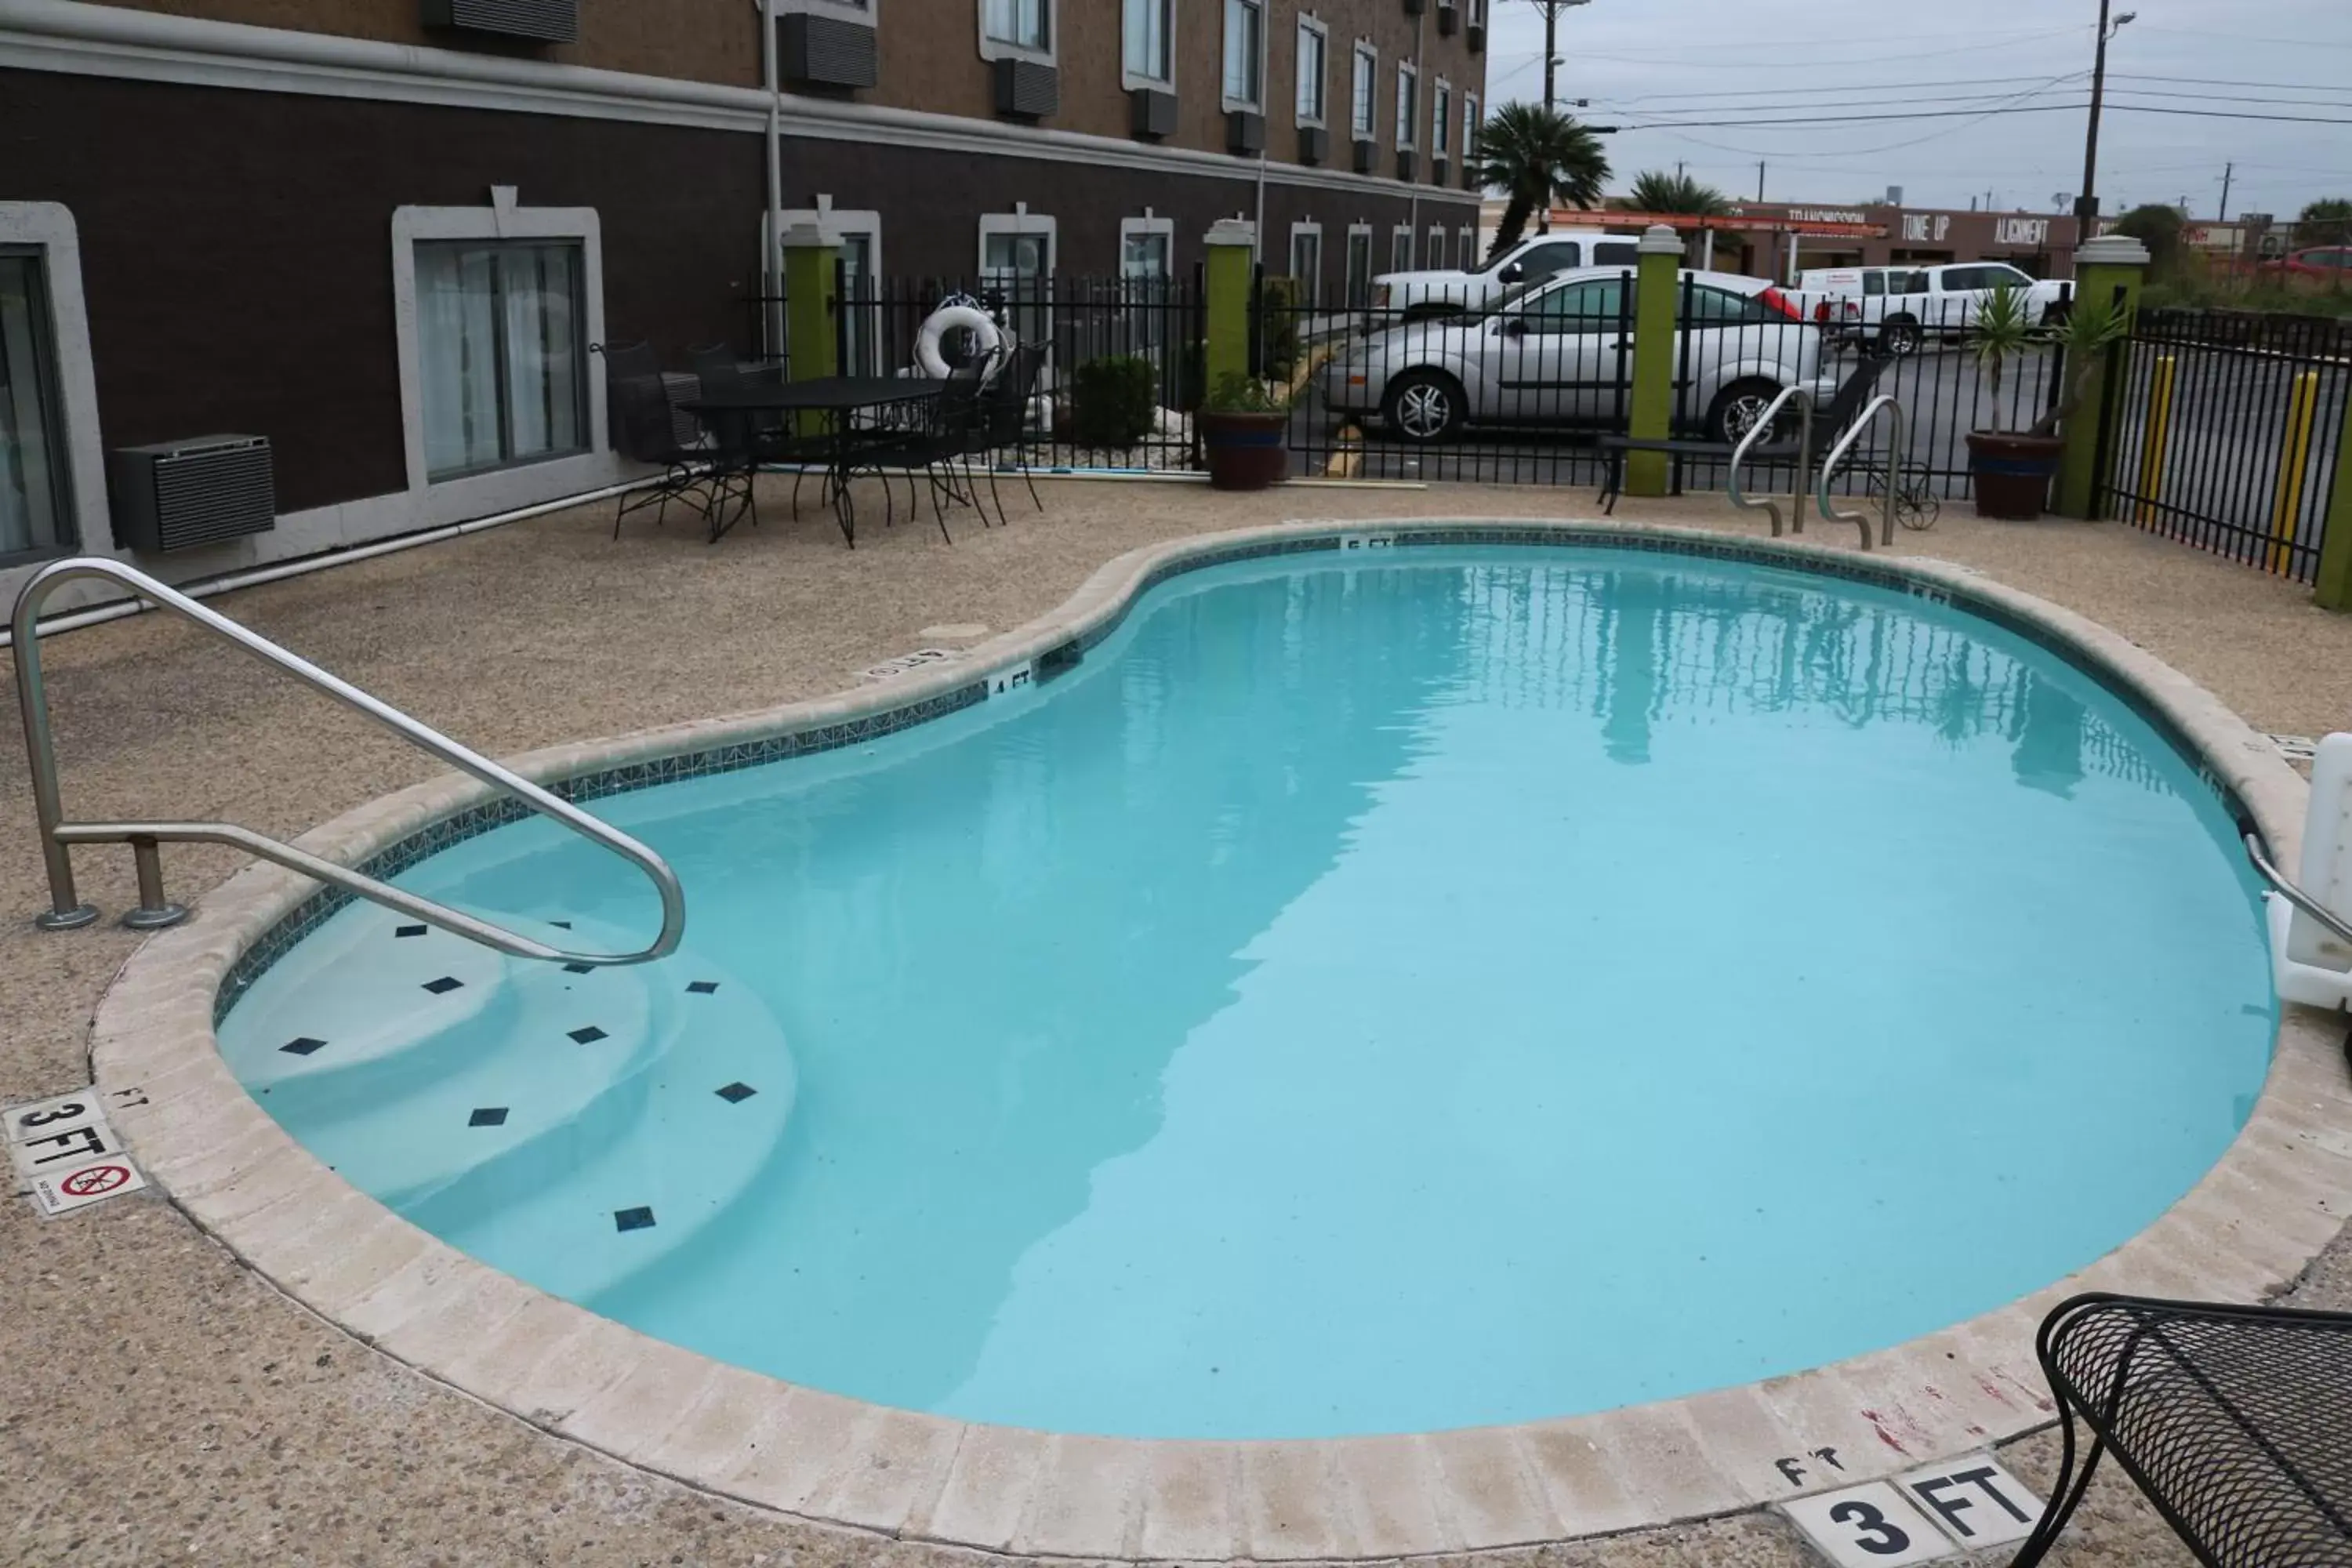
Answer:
[
  {"left": 2244, "top": 831, "right": 2352, "bottom": 948},
  {"left": 13, "top": 557, "right": 684, "bottom": 965},
  {"left": 1726, "top": 387, "right": 1813, "bottom": 539},
  {"left": 1815, "top": 394, "right": 1907, "bottom": 550}
]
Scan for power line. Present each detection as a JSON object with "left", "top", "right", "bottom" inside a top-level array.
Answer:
[{"left": 1626, "top": 100, "right": 2352, "bottom": 133}]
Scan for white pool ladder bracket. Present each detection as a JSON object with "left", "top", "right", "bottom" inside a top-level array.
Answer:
[{"left": 13, "top": 557, "right": 685, "bottom": 966}]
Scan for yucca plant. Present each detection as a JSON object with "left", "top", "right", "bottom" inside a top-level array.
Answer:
[{"left": 1972, "top": 285, "right": 2128, "bottom": 435}]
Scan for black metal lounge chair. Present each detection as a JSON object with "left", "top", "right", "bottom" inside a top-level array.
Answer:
[
  {"left": 1595, "top": 352, "right": 1897, "bottom": 514},
  {"left": 964, "top": 342, "right": 1051, "bottom": 528},
  {"left": 597, "top": 341, "right": 715, "bottom": 540},
  {"left": 2007, "top": 1293, "right": 2352, "bottom": 1567}
]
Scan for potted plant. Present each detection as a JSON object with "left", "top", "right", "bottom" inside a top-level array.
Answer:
[
  {"left": 1965, "top": 283, "right": 2127, "bottom": 521},
  {"left": 1198, "top": 372, "right": 1292, "bottom": 491}
]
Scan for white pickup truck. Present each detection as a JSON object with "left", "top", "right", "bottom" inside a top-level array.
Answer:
[
  {"left": 1374, "top": 229, "right": 1643, "bottom": 318},
  {"left": 1788, "top": 261, "right": 2073, "bottom": 354}
]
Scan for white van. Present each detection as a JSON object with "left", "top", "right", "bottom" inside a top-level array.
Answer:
[
  {"left": 1374, "top": 230, "right": 1643, "bottom": 318},
  {"left": 1791, "top": 261, "right": 2071, "bottom": 354}
]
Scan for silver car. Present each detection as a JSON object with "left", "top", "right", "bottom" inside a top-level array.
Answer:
[{"left": 1320, "top": 266, "right": 1842, "bottom": 445}]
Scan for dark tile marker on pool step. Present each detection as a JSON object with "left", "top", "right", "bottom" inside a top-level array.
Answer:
[
  {"left": 568, "top": 1026, "right": 608, "bottom": 1044},
  {"left": 688, "top": 981, "right": 720, "bottom": 995},
  {"left": 562, "top": 963, "right": 594, "bottom": 975},
  {"left": 468, "top": 1107, "right": 509, "bottom": 1127},
  {"left": 280, "top": 1036, "right": 327, "bottom": 1056},
  {"left": 394, "top": 924, "right": 426, "bottom": 938},
  {"left": 716, "top": 1083, "right": 757, "bottom": 1103},
  {"left": 421, "top": 976, "right": 463, "bottom": 995},
  {"left": 613, "top": 1207, "right": 655, "bottom": 1232}
]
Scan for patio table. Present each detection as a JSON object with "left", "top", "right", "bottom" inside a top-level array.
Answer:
[{"left": 684, "top": 376, "right": 942, "bottom": 546}]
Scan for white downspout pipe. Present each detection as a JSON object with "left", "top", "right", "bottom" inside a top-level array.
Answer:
[{"left": 760, "top": 0, "right": 783, "bottom": 358}]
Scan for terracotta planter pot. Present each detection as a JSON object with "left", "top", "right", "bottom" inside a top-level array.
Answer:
[
  {"left": 1200, "top": 411, "right": 1290, "bottom": 491},
  {"left": 1966, "top": 430, "right": 2067, "bottom": 521}
]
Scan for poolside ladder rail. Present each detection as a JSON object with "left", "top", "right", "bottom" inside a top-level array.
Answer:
[
  {"left": 1725, "top": 385, "right": 1815, "bottom": 539},
  {"left": 1815, "top": 394, "right": 1907, "bottom": 550},
  {"left": 11, "top": 557, "right": 686, "bottom": 966}
]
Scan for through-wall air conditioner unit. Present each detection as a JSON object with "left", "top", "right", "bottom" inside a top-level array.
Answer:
[
  {"left": 781, "top": 14, "right": 877, "bottom": 89},
  {"left": 1298, "top": 125, "right": 1330, "bottom": 165},
  {"left": 1396, "top": 149, "right": 1417, "bottom": 183},
  {"left": 1468, "top": 19, "right": 1486, "bottom": 52},
  {"left": 994, "top": 58, "right": 1058, "bottom": 119},
  {"left": 1437, "top": 2, "right": 1459, "bottom": 34},
  {"left": 1353, "top": 138, "right": 1377, "bottom": 174},
  {"left": 108, "top": 436, "right": 276, "bottom": 554},
  {"left": 1432, "top": 157, "right": 1449, "bottom": 187},
  {"left": 1131, "top": 86, "right": 1178, "bottom": 139},
  {"left": 419, "top": 0, "right": 577, "bottom": 45},
  {"left": 1228, "top": 110, "right": 1266, "bottom": 155}
]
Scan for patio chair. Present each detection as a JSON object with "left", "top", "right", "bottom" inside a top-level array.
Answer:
[
  {"left": 964, "top": 342, "right": 1050, "bottom": 529},
  {"left": 2006, "top": 1293, "right": 2352, "bottom": 1566},
  {"left": 1595, "top": 353, "right": 1899, "bottom": 515},
  {"left": 597, "top": 342, "right": 713, "bottom": 540},
  {"left": 689, "top": 343, "right": 837, "bottom": 519},
  {"left": 844, "top": 357, "right": 993, "bottom": 544}
]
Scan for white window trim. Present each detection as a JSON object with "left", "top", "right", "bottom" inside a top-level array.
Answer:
[
  {"left": 1120, "top": 0, "right": 1174, "bottom": 91},
  {"left": 1459, "top": 223, "right": 1476, "bottom": 265},
  {"left": 978, "top": 0, "right": 1054, "bottom": 64},
  {"left": 1390, "top": 223, "right": 1414, "bottom": 271},
  {"left": 1294, "top": 13, "right": 1328, "bottom": 129},
  {"left": 1350, "top": 40, "right": 1378, "bottom": 142},
  {"left": 1395, "top": 61, "right": 1417, "bottom": 151},
  {"left": 1432, "top": 75, "right": 1451, "bottom": 158},
  {"left": 1221, "top": 0, "right": 1269, "bottom": 114},
  {"left": 978, "top": 204, "right": 1058, "bottom": 276},
  {"left": 1288, "top": 218, "right": 1323, "bottom": 299},
  {"left": 776, "top": 0, "right": 872, "bottom": 19},
  {"left": 1427, "top": 223, "right": 1445, "bottom": 266},
  {"left": 0, "top": 202, "right": 106, "bottom": 566},
  {"left": 390, "top": 190, "right": 609, "bottom": 516},
  {"left": 1120, "top": 209, "right": 1177, "bottom": 271},
  {"left": 1464, "top": 90, "right": 1480, "bottom": 156}
]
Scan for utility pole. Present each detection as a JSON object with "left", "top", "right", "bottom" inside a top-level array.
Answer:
[
  {"left": 2219, "top": 162, "right": 2234, "bottom": 223},
  {"left": 2077, "top": 0, "right": 2136, "bottom": 225},
  {"left": 1520, "top": 0, "right": 1592, "bottom": 116},
  {"left": 1757, "top": 162, "right": 1766, "bottom": 201}
]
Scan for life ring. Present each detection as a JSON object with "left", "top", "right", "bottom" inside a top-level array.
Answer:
[{"left": 916, "top": 304, "right": 1004, "bottom": 378}]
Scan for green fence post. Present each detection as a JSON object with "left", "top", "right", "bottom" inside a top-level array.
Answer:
[
  {"left": 1623, "top": 224, "right": 1686, "bottom": 499},
  {"left": 2310, "top": 397, "right": 2352, "bottom": 611},
  {"left": 2053, "top": 233, "right": 2151, "bottom": 521},
  {"left": 1203, "top": 219, "right": 1257, "bottom": 395}
]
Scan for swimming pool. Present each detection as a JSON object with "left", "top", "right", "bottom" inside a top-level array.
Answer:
[{"left": 216, "top": 542, "right": 2274, "bottom": 1443}]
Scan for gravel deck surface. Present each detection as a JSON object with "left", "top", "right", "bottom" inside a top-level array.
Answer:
[{"left": 3, "top": 477, "right": 2347, "bottom": 1566}]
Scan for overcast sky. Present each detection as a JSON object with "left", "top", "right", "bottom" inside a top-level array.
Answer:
[{"left": 1479, "top": 0, "right": 2352, "bottom": 220}]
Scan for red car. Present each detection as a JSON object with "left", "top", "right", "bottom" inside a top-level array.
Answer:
[{"left": 2262, "top": 246, "right": 2352, "bottom": 278}]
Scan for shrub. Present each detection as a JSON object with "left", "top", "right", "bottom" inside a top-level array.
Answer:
[
  {"left": 1069, "top": 355, "right": 1158, "bottom": 449},
  {"left": 1257, "top": 275, "right": 1301, "bottom": 383}
]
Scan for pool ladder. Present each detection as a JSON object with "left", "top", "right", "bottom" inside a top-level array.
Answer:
[
  {"left": 12, "top": 557, "right": 685, "bottom": 965},
  {"left": 1726, "top": 389, "right": 1907, "bottom": 550}
]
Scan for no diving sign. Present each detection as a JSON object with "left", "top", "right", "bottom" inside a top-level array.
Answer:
[{"left": 31, "top": 1156, "right": 148, "bottom": 1216}]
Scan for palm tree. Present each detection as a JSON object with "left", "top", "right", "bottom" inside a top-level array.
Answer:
[
  {"left": 2299, "top": 197, "right": 2352, "bottom": 247},
  {"left": 1467, "top": 103, "right": 1612, "bottom": 262},
  {"left": 1624, "top": 170, "right": 1730, "bottom": 216}
]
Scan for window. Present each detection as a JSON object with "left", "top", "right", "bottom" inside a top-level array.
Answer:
[
  {"left": 1390, "top": 225, "right": 1413, "bottom": 273},
  {"left": 1470, "top": 0, "right": 1487, "bottom": 24},
  {"left": 1458, "top": 224, "right": 1475, "bottom": 267},
  {"left": 982, "top": 0, "right": 1048, "bottom": 53},
  {"left": 979, "top": 209, "right": 1056, "bottom": 350},
  {"left": 1679, "top": 285, "right": 1773, "bottom": 325},
  {"left": 414, "top": 241, "right": 587, "bottom": 481},
  {"left": 1395, "top": 63, "right": 1417, "bottom": 149},
  {"left": 1519, "top": 277, "right": 1626, "bottom": 333},
  {"left": 1590, "top": 240, "right": 1641, "bottom": 267},
  {"left": 0, "top": 249, "right": 73, "bottom": 561},
  {"left": 1351, "top": 42, "right": 1377, "bottom": 140},
  {"left": 1513, "top": 240, "right": 1584, "bottom": 279},
  {"left": 1223, "top": 0, "right": 1264, "bottom": 109},
  {"left": 1463, "top": 92, "right": 1479, "bottom": 168},
  {"left": 1345, "top": 224, "right": 1374, "bottom": 309},
  {"left": 1120, "top": 212, "right": 1174, "bottom": 348},
  {"left": 1290, "top": 222, "right": 1323, "bottom": 308},
  {"left": 1295, "top": 16, "right": 1327, "bottom": 125},
  {"left": 1427, "top": 226, "right": 1446, "bottom": 269},
  {"left": 1432, "top": 78, "right": 1451, "bottom": 158},
  {"left": 1123, "top": 0, "right": 1171, "bottom": 84}
]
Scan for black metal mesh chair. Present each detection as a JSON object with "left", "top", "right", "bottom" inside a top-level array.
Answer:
[
  {"left": 2008, "top": 1294, "right": 2352, "bottom": 1567},
  {"left": 964, "top": 342, "right": 1050, "bottom": 528},
  {"left": 689, "top": 343, "right": 836, "bottom": 518},
  {"left": 845, "top": 358, "right": 994, "bottom": 543},
  {"left": 597, "top": 341, "right": 713, "bottom": 540}
]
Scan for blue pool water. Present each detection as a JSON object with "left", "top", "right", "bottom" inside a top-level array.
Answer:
[{"left": 220, "top": 546, "right": 2275, "bottom": 1439}]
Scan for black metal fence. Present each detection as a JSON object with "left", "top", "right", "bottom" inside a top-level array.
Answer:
[{"left": 2100, "top": 308, "right": 2350, "bottom": 583}]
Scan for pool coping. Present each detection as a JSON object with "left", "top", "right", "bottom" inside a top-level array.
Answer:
[{"left": 88, "top": 517, "right": 2352, "bottom": 1562}]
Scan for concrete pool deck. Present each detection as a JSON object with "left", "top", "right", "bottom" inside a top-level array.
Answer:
[{"left": 5, "top": 477, "right": 2350, "bottom": 1566}]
